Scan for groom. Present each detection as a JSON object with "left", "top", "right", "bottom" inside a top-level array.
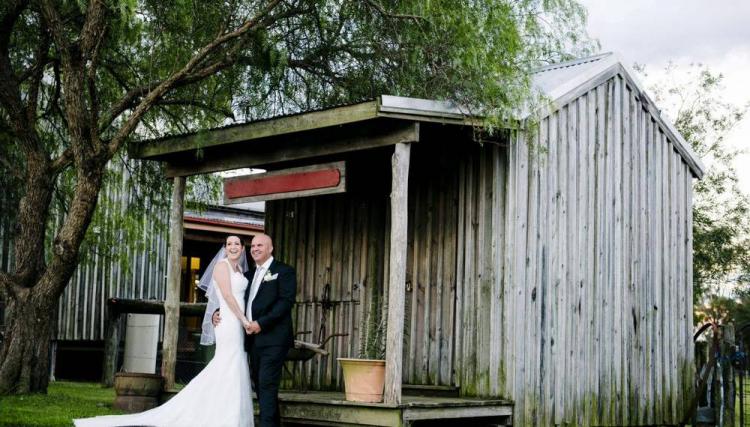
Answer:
[
  {"left": 244, "top": 233, "right": 296, "bottom": 427},
  {"left": 214, "top": 233, "right": 296, "bottom": 427}
]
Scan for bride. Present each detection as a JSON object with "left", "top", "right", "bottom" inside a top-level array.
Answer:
[{"left": 75, "top": 235, "right": 254, "bottom": 427}]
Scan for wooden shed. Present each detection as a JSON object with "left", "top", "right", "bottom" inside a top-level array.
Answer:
[{"left": 134, "top": 53, "right": 703, "bottom": 426}]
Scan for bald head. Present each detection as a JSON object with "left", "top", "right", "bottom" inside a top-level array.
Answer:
[{"left": 250, "top": 233, "right": 274, "bottom": 265}]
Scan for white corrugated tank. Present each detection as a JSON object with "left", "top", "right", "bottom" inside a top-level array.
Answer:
[{"left": 122, "top": 313, "right": 160, "bottom": 373}]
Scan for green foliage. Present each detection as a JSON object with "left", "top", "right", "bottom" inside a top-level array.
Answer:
[
  {"left": 361, "top": 315, "right": 386, "bottom": 360},
  {"left": 229, "top": 0, "right": 597, "bottom": 127},
  {"left": 0, "top": 381, "right": 122, "bottom": 426},
  {"left": 732, "top": 282, "right": 750, "bottom": 328},
  {"left": 1, "top": 0, "right": 595, "bottom": 276},
  {"left": 694, "top": 294, "right": 738, "bottom": 325},
  {"left": 638, "top": 64, "right": 750, "bottom": 304}
]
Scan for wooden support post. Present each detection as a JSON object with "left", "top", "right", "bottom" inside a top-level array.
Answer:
[
  {"left": 719, "top": 324, "right": 736, "bottom": 425},
  {"left": 102, "top": 307, "right": 122, "bottom": 386},
  {"left": 384, "top": 142, "right": 411, "bottom": 405},
  {"left": 162, "top": 176, "right": 186, "bottom": 390}
]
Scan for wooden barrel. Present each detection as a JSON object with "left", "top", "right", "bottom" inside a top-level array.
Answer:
[{"left": 113, "top": 372, "right": 163, "bottom": 412}]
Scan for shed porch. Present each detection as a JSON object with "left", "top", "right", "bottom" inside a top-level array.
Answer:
[
  {"left": 134, "top": 95, "right": 500, "bottom": 403},
  {"left": 274, "top": 391, "right": 513, "bottom": 427}
]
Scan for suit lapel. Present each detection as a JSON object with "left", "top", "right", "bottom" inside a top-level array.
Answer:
[
  {"left": 244, "top": 266, "right": 255, "bottom": 304},
  {"left": 255, "top": 260, "right": 277, "bottom": 300}
]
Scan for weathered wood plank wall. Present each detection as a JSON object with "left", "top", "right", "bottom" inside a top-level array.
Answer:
[
  {"left": 492, "top": 74, "right": 695, "bottom": 426},
  {"left": 403, "top": 141, "right": 461, "bottom": 387},
  {"left": 267, "top": 192, "right": 387, "bottom": 390},
  {"left": 267, "top": 141, "right": 465, "bottom": 390},
  {"left": 260, "top": 73, "right": 696, "bottom": 426},
  {"left": 454, "top": 142, "right": 508, "bottom": 398}
]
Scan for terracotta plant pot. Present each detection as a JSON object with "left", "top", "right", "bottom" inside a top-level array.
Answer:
[{"left": 337, "top": 358, "right": 385, "bottom": 403}]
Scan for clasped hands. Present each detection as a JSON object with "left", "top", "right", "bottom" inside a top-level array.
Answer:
[
  {"left": 244, "top": 320, "right": 261, "bottom": 335},
  {"left": 212, "top": 311, "right": 261, "bottom": 335}
]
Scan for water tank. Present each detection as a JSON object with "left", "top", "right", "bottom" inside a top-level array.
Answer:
[{"left": 122, "top": 313, "right": 160, "bottom": 373}]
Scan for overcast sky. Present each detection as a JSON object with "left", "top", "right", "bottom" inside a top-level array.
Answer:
[{"left": 578, "top": 0, "right": 750, "bottom": 194}]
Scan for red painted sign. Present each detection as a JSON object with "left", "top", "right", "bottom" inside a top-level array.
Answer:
[
  {"left": 226, "top": 169, "right": 341, "bottom": 199},
  {"left": 223, "top": 162, "right": 346, "bottom": 203}
]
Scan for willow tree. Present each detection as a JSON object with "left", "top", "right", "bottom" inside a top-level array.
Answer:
[{"left": 0, "top": 0, "right": 592, "bottom": 394}]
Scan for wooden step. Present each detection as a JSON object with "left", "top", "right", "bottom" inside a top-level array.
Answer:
[{"left": 402, "top": 384, "right": 460, "bottom": 398}]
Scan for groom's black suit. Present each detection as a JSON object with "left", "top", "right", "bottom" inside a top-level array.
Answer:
[{"left": 244, "top": 259, "right": 296, "bottom": 427}]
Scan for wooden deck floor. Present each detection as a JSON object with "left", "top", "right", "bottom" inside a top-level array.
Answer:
[{"left": 274, "top": 391, "right": 513, "bottom": 427}]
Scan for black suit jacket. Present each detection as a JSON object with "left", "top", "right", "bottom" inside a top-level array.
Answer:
[{"left": 243, "top": 259, "right": 296, "bottom": 350}]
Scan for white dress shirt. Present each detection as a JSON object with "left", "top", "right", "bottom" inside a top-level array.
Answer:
[{"left": 246, "top": 256, "right": 273, "bottom": 321}]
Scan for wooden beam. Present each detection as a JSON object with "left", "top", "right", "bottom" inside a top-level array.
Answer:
[
  {"left": 164, "top": 120, "right": 419, "bottom": 177},
  {"left": 107, "top": 298, "right": 207, "bottom": 316},
  {"left": 384, "top": 141, "right": 413, "bottom": 404},
  {"left": 161, "top": 176, "right": 185, "bottom": 390},
  {"left": 101, "top": 310, "right": 123, "bottom": 387},
  {"left": 135, "top": 101, "right": 378, "bottom": 159},
  {"left": 183, "top": 221, "right": 262, "bottom": 236}
]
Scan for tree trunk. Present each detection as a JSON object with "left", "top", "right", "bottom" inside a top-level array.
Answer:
[
  {"left": 0, "top": 159, "right": 105, "bottom": 394},
  {"left": 0, "top": 290, "right": 56, "bottom": 394}
]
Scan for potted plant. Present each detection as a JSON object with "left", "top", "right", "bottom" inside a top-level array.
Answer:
[{"left": 338, "top": 313, "right": 386, "bottom": 403}]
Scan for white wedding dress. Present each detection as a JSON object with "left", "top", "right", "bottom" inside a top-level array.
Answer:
[{"left": 75, "top": 260, "right": 253, "bottom": 427}]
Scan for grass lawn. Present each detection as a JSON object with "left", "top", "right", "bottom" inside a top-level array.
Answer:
[
  {"left": 0, "top": 381, "right": 123, "bottom": 427},
  {"left": 738, "top": 374, "right": 750, "bottom": 426}
]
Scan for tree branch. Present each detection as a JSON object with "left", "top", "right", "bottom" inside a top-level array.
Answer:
[
  {"left": 0, "top": 1, "right": 31, "bottom": 131},
  {"left": 0, "top": 0, "right": 29, "bottom": 54},
  {"left": 25, "top": 29, "right": 51, "bottom": 125},
  {"left": 17, "top": 57, "right": 56, "bottom": 83},
  {"left": 101, "top": 2, "right": 307, "bottom": 133},
  {"left": 40, "top": 0, "right": 99, "bottom": 162},
  {"left": 156, "top": 99, "right": 235, "bottom": 119},
  {"left": 50, "top": 147, "right": 73, "bottom": 174},
  {"left": 40, "top": 58, "right": 62, "bottom": 120},
  {"left": 38, "top": 0, "right": 69, "bottom": 55},
  {"left": 0, "top": 5, "right": 47, "bottom": 161},
  {"left": 82, "top": 0, "right": 108, "bottom": 131},
  {"left": 80, "top": 0, "right": 107, "bottom": 58},
  {"left": 106, "top": 0, "right": 287, "bottom": 157},
  {"left": 362, "top": 0, "right": 424, "bottom": 22},
  {"left": 101, "top": 60, "right": 234, "bottom": 131}
]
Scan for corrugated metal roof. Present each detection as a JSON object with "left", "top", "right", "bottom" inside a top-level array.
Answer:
[
  {"left": 136, "top": 53, "right": 703, "bottom": 177},
  {"left": 528, "top": 52, "right": 704, "bottom": 178},
  {"left": 531, "top": 52, "right": 617, "bottom": 98},
  {"left": 184, "top": 204, "right": 264, "bottom": 228}
]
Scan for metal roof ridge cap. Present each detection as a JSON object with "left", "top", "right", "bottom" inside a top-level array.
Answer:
[
  {"left": 540, "top": 58, "right": 620, "bottom": 103},
  {"left": 377, "top": 95, "right": 469, "bottom": 119},
  {"left": 531, "top": 52, "right": 614, "bottom": 74}
]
